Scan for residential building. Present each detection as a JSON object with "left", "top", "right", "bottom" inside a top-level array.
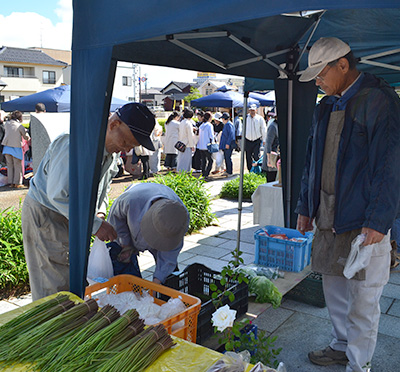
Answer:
[
  {"left": 0, "top": 46, "right": 67, "bottom": 103},
  {"left": 161, "top": 81, "right": 199, "bottom": 111}
]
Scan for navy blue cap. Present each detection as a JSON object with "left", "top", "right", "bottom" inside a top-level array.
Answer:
[
  {"left": 221, "top": 112, "right": 230, "bottom": 120},
  {"left": 116, "top": 103, "right": 156, "bottom": 151}
]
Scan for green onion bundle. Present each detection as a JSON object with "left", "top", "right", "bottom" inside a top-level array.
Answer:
[
  {"left": 96, "top": 325, "right": 173, "bottom": 372},
  {"left": 74, "top": 318, "right": 146, "bottom": 372},
  {"left": 56, "top": 309, "right": 139, "bottom": 371},
  {"left": 0, "top": 299, "right": 75, "bottom": 350},
  {"left": 129, "top": 333, "right": 175, "bottom": 372},
  {"left": 37, "top": 305, "right": 120, "bottom": 372},
  {"left": 1, "top": 299, "right": 98, "bottom": 364},
  {"left": 0, "top": 294, "right": 69, "bottom": 332}
]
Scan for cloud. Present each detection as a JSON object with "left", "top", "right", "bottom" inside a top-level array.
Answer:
[{"left": 0, "top": 0, "right": 72, "bottom": 50}]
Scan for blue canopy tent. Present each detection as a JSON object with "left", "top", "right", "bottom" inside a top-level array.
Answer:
[
  {"left": 249, "top": 91, "right": 275, "bottom": 106},
  {"left": 1, "top": 85, "right": 128, "bottom": 113},
  {"left": 191, "top": 90, "right": 260, "bottom": 107},
  {"left": 70, "top": 1, "right": 400, "bottom": 297}
]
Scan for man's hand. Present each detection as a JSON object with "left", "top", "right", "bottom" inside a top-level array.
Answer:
[
  {"left": 96, "top": 212, "right": 106, "bottom": 220},
  {"left": 95, "top": 220, "right": 117, "bottom": 242},
  {"left": 153, "top": 278, "right": 161, "bottom": 284},
  {"left": 361, "top": 227, "right": 384, "bottom": 246},
  {"left": 297, "top": 214, "right": 314, "bottom": 235},
  {"left": 225, "top": 144, "right": 229, "bottom": 149}
]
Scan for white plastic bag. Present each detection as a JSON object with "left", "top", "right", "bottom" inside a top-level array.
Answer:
[
  {"left": 87, "top": 237, "right": 114, "bottom": 280},
  {"left": 343, "top": 233, "right": 374, "bottom": 279}
]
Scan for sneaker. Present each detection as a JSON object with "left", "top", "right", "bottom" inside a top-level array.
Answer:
[
  {"left": 308, "top": 346, "right": 348, "bottom": 366},
  {"left": 211, "top": 170, "right": 220, "bottom": 175},
  {"left": 221, "top": 172, "right": 232, "bottom": 178}
]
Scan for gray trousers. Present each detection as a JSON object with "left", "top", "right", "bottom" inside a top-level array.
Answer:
[
  {"left": 323, "top": 237, "right": 390, "bottom": 372},
  {"left": 5, "top": 154, "right": 23, "bottom": 185},
  {"left": 176, "top": 147, "right": 192, "bottom": 172},
  {"left": 21, "top": 195, "right": 69, "bottom": 301}
]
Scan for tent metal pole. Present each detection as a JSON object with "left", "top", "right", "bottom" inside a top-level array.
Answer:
[
  {"left": 286, "top": 79, "right": 293, "bottom": 227},
  {"left": 236, "top": 95, "right": 248, "bottom": 255}
]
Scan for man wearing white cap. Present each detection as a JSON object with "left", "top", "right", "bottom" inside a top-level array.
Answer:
[
  {"left": 244, "top": 104, "right": 267, "bottom": 171},
  {"left": 296, "top": 37, "right": 400, "bottom": 372},
  {"left": 107, "top": 183, "right": 189, "bottom": 284}
]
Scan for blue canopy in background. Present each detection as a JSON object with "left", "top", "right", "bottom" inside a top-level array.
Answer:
[
  {"left": 1, "top": 85, "right": 128, "bottom": 113},
  {"left": 249, "top": 91, "right": 275, "bottom": 106},
  {"left": 70, "top": 0, "right": 400, "bottom": 297},
  {"left": 191, "top": 90, "right": 260, "bottom": 108}
]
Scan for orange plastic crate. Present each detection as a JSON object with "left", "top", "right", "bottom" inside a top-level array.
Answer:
[{"left": 85, "top": 274, "right": 201, "bottom": 343}]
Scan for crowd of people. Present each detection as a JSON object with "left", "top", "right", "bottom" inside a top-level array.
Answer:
[{"left": 121, "top": 105, "right": 279, "bottom": 182}]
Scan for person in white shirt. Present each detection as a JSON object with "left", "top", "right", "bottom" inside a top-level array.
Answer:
[
  {"left": 196, "top": 111, "right": 215, "bottom": 180},
  {"left": 244, "top": 104, "right": 267, "bottom": 171},
  {"left": 176, "top": 108, "right": 196, "bottom": 172}
]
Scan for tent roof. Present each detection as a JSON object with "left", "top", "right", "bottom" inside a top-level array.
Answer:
[{"left": 69, "top": 0, "right": 400, "bottom": 298}]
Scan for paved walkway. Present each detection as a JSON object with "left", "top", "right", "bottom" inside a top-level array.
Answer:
[{"left": 1, "top": 168, "right": 400, "bottom": 371}]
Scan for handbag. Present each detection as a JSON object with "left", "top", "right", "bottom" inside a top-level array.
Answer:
[
  {"left": 174, "top": 141, "right": 186, "bottom": 152},
  {"left": 207, "top": 142, "right": 219, "bottom": 153}
]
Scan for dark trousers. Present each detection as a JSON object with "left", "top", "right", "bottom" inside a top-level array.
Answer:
[
  {"left": 200, "top": 150, "right": 213, "bottom": 178},
  {"left": 139, "top": 155, "right": 149, "bottom": 179},
  {"left": 192, "top": 148, "right": 202, "bottom": 170},
  {"left": 245, "top": 138, "right": 262, "bottom": 171},
  {"left": 164, "top": 153, "right": 177, "bottom": 169},
  {"left": 266, "top": 170, "right": 277, "bottom": 182},
  {"left": 223, "top": 148, "right": 233, "bottom": 174},
  {"left": 107, "top": 242, "right": 142, "bottom": 278}
]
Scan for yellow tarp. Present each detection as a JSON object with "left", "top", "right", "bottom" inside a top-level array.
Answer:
[{"left": 0, "top": 292, "right": 253, "bottom": 372}]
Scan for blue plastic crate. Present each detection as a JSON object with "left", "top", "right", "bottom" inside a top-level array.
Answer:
[{"left": 254, "top": 225, "right": 313, "bottom": 272}]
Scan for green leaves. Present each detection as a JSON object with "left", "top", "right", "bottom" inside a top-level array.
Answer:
[
  {"left": 220, "top": 172, "right": 267, "bottom": 200},
  {"left": 0, "top": 206, "right": 29, "bottom": 291},
  {"left": 145, "top": 171, "right": 215, "bottom": 234}
]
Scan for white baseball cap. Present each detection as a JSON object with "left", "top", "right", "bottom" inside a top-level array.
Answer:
[
  {"left": 299, "top": 37, "right": 351, "bottom": 82},
  {"left": 249, "top": 104, "right": 258, "bottom": 110}
]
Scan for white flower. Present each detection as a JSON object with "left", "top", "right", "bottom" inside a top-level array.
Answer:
[{"left": 211, "top": 305, "right": 237, "bottom": 332}]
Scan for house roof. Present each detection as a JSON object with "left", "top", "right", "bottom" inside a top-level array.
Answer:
[
  {"left": 161, "top": 81, "right": 199, "bottom": 93},
  {"left": 0, "top": 46, "right": 68, "bottom": 67}
]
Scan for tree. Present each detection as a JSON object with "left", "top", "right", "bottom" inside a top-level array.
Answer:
[{"left": 184, "top": 87, "right": 202, "bottom": 104}]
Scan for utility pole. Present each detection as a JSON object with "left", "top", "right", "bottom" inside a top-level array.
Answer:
[{"left": 132, "top": 63, "right": 139, "bottom": 102}]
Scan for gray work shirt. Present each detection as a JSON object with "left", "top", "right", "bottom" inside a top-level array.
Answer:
[{"left": 107, "top": 183, "right": 189, "bottom": 283}]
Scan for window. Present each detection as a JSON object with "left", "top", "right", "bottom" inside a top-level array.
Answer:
[
  {"left": 205, "top": 88, "right": 213, "bottom": 95},
  {"left": 4, "top": 66, "right": 24, "bottom": 78},
  {"left": 122, "top": 76, "right": 132, "bottom": 86},
  {"left": 43, "top": 71, "right": 56, "bottom": 84}
]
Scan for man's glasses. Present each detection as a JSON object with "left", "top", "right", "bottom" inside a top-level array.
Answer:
[{"left": 314, "top": 61, "right": 338, "bottom": 82}]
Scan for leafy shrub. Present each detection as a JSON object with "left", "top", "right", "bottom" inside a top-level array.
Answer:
[
  {"left": 145, "top": 172, "right": 215, "bottom": 234},
  {"left": 0, "top": 206, "right": 29, "bottom": 290},
  {"left": 157, "top": 118, "right": 166, "bottom": 133},
  {"left": 220, "top": 173, "right": 267, "bottom": 200}
]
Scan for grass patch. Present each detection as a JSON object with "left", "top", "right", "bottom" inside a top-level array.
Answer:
[
  {"left": 144, "top": 172, "right": 215, "bottom": 234},
  {"left": 0, "top": 206, "right": 29, "bottom": 292},
  {"left": 220, "top": 172, "right": 267, "bottom": 200}
]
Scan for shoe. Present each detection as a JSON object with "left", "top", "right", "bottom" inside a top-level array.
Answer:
[
  {"left": 221, "top": 172, "right": 233, "bottom": 178},
  {"left": 211, "top": 170, "right": 220, "bottom": 175},
  {"left": 14, "top": 184, "right": 26, "bottom": 189},
  {"left": 308, "top": 346, "right": 348, "bottom": 366}
]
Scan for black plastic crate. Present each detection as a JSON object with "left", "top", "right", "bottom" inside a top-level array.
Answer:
[
  {"left": 285, "top": 272, "right": 326, "bottom": 308},
  {"left": 163, "top": 263, "right": 248, "bottom": 344}
]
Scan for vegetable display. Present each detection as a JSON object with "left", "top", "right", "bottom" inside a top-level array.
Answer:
[
  {"left": 248, "top": 276, "right": 282, "bottom": 308},
  {"left": 0, "top": 295, "right": 174, "bottom": 372}
]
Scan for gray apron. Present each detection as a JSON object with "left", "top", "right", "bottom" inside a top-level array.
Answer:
[{"left": 312, "top": 110, "right": 364, "bottom": 280}]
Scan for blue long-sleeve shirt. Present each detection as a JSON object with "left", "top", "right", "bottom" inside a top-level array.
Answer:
[
  {"left": 107, "top": 183, "right": 189, "bottom": 283},
  {"left": 219, "top": 120, "right": 235, "bottom": 150}
]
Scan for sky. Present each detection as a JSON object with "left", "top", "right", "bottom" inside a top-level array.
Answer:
[{"left": 0, "top": 0, "right": 237, "bottom": 88}]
